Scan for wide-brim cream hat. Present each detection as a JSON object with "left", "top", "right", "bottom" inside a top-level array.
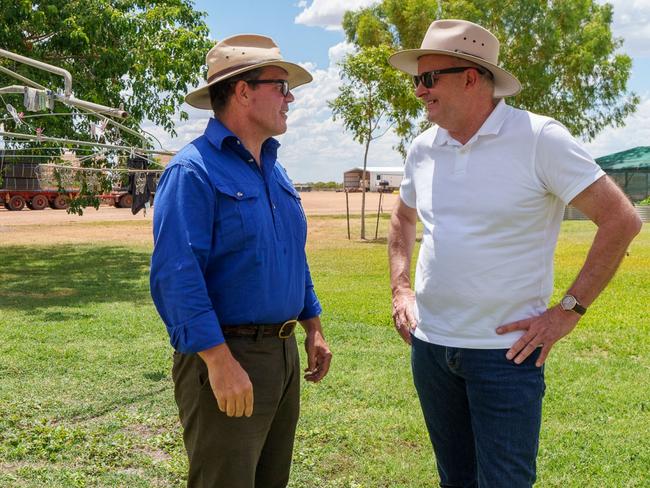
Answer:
[
  {"left": 389, "top": 19, "right": 521, "bottom": 98},
  {"left": 185, "top": 34, "right": 313, "bottom": 109}
]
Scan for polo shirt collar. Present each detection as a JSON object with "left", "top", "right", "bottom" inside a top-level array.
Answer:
[
  {"left": 204, "top": 117, "right": 281, "bottom": 153},
  {"left": 433, "top": 99, "right": 510, "bottom": 147}
]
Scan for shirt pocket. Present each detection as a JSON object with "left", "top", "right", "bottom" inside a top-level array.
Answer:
[
  {"left": 213, "top": 181, "right": 261, "bottom": 252},
  {"left": 275, "top": 177, "right": 307, "bottom": 242}
]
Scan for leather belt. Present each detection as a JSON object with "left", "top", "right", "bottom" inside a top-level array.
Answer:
[{"left": 221, "top": 319, "right": 297, "bottom": 339}]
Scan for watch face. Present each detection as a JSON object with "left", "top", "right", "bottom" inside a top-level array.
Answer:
[{"left": 561, "top": 295, "right": 577, "bottom": 310}]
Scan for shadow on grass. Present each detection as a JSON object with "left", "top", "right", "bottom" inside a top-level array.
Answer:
[
  {"left": 59, "top": 384, "right": 171, "bottom": 423},
  {"left": 0, "top": 245, "right": 152, "bottom": 314}
]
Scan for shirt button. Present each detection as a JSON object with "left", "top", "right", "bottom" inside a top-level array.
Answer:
[
  {"left": 236, "top": 192, "right": 243, "bottom": 198},
  {"left": 236, "top": 140, "right": 241, "bottom": 145},
  {"left": 248, "top": 158, "right": 254, "bottom": 163}
]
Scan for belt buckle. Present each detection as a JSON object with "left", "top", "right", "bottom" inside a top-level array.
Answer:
[{"left": 278, "top": 319, "right": 297, "bottom": 339}]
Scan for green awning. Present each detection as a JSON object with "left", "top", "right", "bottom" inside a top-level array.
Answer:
[{"left": 595, "top": 146, "right": 650, "bottom": 172}]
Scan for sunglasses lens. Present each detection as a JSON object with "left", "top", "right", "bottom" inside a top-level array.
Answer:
[
  {"left": 414, "top": 72, "right": 435, "bottom": 89},
  {"left": 423, "top": 72, "right": 434, "bottom": 88}
]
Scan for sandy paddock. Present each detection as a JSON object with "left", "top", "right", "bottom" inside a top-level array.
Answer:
[{"left": 0, "top": 191, "right": 399, "bottom": 245}]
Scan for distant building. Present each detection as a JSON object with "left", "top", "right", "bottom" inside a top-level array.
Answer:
[
  {"left": 343, "top": 166, "right": 404, "bottom": 192},
  {"left": 596, "top": 146, "right": 650, "bottom": 201}
]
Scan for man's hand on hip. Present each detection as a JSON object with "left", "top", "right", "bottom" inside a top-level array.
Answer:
[
  {"left": 392, "top": 288, "right": 417, "bottom": 345},
  {"left": 496, "top": 306, "right": 581, "bottom": 367},
  {"left": 199, "top": 343, "right": 254, "bottom": 417}
]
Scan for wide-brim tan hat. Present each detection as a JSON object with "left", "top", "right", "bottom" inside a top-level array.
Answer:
[
  {"left": 389, "top": 19, "right": 521, "bottom": 98},
  {"left": 185, "top": 34, "right": 313, "bottom": 109}
]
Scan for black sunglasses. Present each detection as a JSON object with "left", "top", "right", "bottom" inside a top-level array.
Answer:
[
  {"left": 413, "top": 66, "right": 488, "bottom": 89},
  {"left": 246, "top": 79, "right": 290, "bottom": 96}
]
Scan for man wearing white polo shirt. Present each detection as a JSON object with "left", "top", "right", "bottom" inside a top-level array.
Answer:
[{"left": 387, "top": 19, "right": 642, "bottom": 487}]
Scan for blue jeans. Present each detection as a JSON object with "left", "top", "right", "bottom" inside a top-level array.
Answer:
[{"left": 411, "top": 335, "right": 545, "bottom": 488}]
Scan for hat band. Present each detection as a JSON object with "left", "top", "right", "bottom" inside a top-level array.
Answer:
[{"left": 207, "top": 59, "right": 281, "bottom": 84}]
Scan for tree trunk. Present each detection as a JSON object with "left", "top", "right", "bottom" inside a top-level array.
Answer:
[{"left": 360, "top": 137, "right": 370, "bottom": 240}]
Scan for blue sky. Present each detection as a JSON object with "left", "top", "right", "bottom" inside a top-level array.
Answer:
[
  {"left": 192, "top": 0, "right": 341, "bottom": 70},
  {"left": 146, "top": 0, "right": 650, "bottom": 183}
]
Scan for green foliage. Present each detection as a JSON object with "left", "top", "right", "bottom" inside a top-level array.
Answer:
[
  {"left": 309, "top": 181, "right": 342, "bottom": 190},
  {"left": 0, "top": 0, "right": 212, "bottom": 137},
  {"left": 330, "top": 44, "right": 421, "bottom": 155},
  {"left": 342, "top": 0, "right": 639, "bottom": 142},
  {"left": 329, "top": 44, "right": 420, "bottom": 238},
  {"left": 0, "top": 0, "right": 210, "bottom": 214},
  {"left": 0, "top": 219, "right": 649, "bottom": 486},
  {"left": 636, "top": 196, "right": 650, "bottom": 205}
]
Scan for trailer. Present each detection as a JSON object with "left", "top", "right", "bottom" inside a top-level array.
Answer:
[
  {"left": 0, "top": 47, "right": 171, "bottom": 214},
  {"left": 0, "top": 159, "right": 78, "bottom": 210}
]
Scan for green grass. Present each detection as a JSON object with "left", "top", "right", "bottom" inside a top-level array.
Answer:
[{"left": 1, "top": 219, "right": 648, "bottom": 487}]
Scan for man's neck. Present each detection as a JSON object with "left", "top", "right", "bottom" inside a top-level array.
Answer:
[
  {"left": 447, "top": 98, "right": 498, "bottom": 145},
  {"left": 218, "top": 112, "right": 266, "bottom": 166}
]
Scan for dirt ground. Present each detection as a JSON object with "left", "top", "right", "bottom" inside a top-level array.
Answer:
[{"left": 0, "top": 191, "right": 399, "bottom": 245}]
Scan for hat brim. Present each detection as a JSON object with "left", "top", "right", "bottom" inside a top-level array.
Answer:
[
  {"left": 185, "top": 60, "right": 313, "bottom": 110},
  {"left": 389, "top": 49, "right": 521, "bottom": 98}
]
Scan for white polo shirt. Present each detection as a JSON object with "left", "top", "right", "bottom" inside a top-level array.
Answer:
[{"left": 400, "top": 100, "right": 605, "bottom": 349}]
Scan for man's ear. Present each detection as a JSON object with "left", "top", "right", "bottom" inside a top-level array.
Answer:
[
  {"left": 464, "top": 68, "right": 481, "bottom": 90},
  {"left": 232, "top": 80, "right": 251, "bottom": 106}
]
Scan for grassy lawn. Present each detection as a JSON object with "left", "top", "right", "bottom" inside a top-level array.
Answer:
[{"left": 0, "top": 217, "right": 648, "bottom": 487}]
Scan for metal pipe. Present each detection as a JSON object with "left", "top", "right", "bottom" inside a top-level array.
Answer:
[
  {"left": 40, "top": 163, "right": 163, "bottom": 174},
  {"left": 0, "top": 85, "right": 128, "bottom": 118},
  {"left": 0, "top": 130, "right": 175, "bottom": 156},
  {"left": 67, "top": 96, "right": 128, "bottom": 118},
  {"left": 0, "top": 48, "right": 72, "bottom": 96},
  {"left": 0, "top": 65, "right": 47, "bottom": 90}
]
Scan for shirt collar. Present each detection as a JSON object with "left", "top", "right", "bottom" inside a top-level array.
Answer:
[
  {"left": 204, "top": 117, "right": 281, "bottom": 152},
  {"left": 433, "top": 99, "right": 509, "bottom": 147}
]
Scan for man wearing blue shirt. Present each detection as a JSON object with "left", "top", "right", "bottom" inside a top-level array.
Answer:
[{"left": 150, "top": 34, "right": 332, "bottom": 488}]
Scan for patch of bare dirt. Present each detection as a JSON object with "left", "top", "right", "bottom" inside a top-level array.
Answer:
[{"left": 0, "top": 192, "right": 399, "bottom": 246}]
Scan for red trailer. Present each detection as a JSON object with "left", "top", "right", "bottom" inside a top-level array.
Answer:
[
  {"left": 1, "top": 190, "right": 76, "bottom": 211},
  {"left": 0, "top": 160, "right": 78, "bottom": 211}
]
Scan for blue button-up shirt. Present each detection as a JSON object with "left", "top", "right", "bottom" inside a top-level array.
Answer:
[{"left": 150, "top": 118, "right": 322, "bottom": 353}]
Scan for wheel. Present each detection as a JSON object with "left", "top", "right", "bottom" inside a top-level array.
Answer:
[
  {"left": 118, "top": 193, "right": 133, "bottom": 208},
  {"left": 51, "top": 194, "right": 69, "bottom": 210},
  {"left": 30, "top": 194, "right": 49, "bottom": 210},
  {"left": 8, "top": 195, "right": 26, "bottom": 211}
]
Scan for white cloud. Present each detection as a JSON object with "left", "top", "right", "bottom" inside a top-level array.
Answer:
[
  {"left": 294, "top": 0, "right": 380, "bottom": 31},
  {"left": 154, "top": 2, "right": 650, "bottom": 182},
  {"left": 277, "top": 41, "right": 402, "bottom": 182},
  {"left": 328, "top": 41, "right": 357, "bottom": 65},
  {"left": 601, "top": 0, "right": 650, "bottom": 56},
  {"left": 149, "top": 40, "right": 405, "bottom": 183},
  {"left": 141, "top": 104, "right": 208, "bottom": 152},
  {"left": 585, "top": 95, "right": 650, "bottom": 158}
]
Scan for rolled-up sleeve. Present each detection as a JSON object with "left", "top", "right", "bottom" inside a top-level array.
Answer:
[
  {"left": 150, "top": 162, "right": 225, "bottom": 353},
  {"left": 298, "top": 258, "right": 322, "bottom": 320}
]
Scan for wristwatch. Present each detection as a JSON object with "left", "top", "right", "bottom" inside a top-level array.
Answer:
[{"left": 560, "top": 294, "right": 586, "bottom": 315}]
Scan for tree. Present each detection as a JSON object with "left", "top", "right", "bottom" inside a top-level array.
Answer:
[
  {"left": 0, "top": 0, "right": 212, "bottom": 213},
  {"left": 329, "top": 44, "right": 420, "bottom": 239},
  {"left": 0, "top": 0, "right": 212, "bottom": 137},
  {"left": 343, "top": 0, "right": 639, "bottom": 142}
]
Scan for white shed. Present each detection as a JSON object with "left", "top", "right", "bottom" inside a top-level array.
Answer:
[{"left": 343, "top": 166, "right": 404, "bottom": 192}]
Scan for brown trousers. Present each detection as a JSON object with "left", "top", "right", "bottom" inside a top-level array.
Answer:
[{"left": 172, "top": 334, "right": 300, "bottom": 488}]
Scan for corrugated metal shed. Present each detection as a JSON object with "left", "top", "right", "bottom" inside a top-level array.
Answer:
[
  {"left": 343, "top": 166, "right": 404, "bottom": 191},
  {"left": 594, "top": 146, "right": 650, "bottom": 201},
  {"left": 596, "top": 146, "right": 650, "bottom": 172}
]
